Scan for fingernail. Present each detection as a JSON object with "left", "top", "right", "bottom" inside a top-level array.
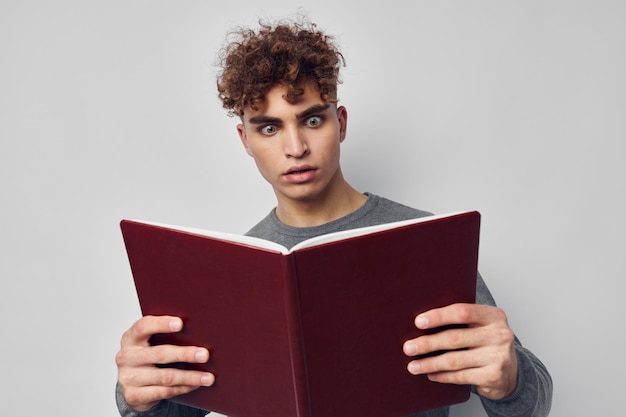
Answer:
[
  {"left": 195, "top": 349, "right": 209, "bottom": 362},
  {"left": 415, "top": 316, "right": 429, "bottom": 329},
  {"left": 201, "top": 373, "right": 214, "bottom": 386},
  {"left": 408, "top": 361, "right": 421, "bottom": 375},
  {"left": 169, "top": 318, "right": 182, "bottom": 331},
  {"left": 404, "top": 342, "right": 418, "bottom": 356}
]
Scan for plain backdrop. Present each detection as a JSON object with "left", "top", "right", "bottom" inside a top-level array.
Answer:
[{"left": 1, "top": 1, "right": 624, "bottom": 416}]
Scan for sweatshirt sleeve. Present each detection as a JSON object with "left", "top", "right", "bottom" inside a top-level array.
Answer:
[
  {"left": 115, "top": 383, "right": 209, "bottom": 417},
  {"left": 474, "top": 273, "right": 553, "bottom": 417}
]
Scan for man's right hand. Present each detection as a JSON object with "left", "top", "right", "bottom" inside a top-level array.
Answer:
[{"left": 115, "top": 315, "right": 215, "bottom": 412}]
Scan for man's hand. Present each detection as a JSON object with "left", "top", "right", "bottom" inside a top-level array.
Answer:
[
  {"left": 402, "top": 303, "right": 518, "bottom": 400},
  {"left": 115, "top": 315, "right": 215, "bottom": 411}
]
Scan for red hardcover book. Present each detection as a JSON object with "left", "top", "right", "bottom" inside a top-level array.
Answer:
[{"left": 120, "top": 210, "right": 480, "bottom": 417}]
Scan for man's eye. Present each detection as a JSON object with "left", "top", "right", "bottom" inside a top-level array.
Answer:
[
  {"left": 306, "top": 116, "right": 323, "bottom": 127},
  {"left": 260, "top": 125, "right": 277, "bottom": 135}
]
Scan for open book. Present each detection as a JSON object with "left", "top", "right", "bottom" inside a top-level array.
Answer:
[{"left": 120, "top": 210, "right": 481, "bottom": 417}]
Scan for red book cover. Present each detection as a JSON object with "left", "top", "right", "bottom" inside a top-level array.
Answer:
[{"left": 120, "top": 210, "right": 480, "bottom": 417}]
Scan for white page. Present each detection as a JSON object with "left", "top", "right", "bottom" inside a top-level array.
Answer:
[
  {"left": 290, "top": 211, "right": 468, "bottom": 251},
  {"left": 128, "top": 211, "right": 469, "bottom": 255}
]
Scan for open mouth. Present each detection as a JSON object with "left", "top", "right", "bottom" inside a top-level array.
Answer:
[
  {"left": 286, "top": 166, "right": 316, "bottom": 175},
  {"left": 288, "top": 168, "right": 314, "bottom": 174},
  {"left": 285, "top": 166, "right": 317, "bottom": 183}
]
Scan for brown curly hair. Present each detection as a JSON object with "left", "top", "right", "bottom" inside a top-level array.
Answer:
[{"left": 216, "top": 19, "right": 345, "bottom": 117}]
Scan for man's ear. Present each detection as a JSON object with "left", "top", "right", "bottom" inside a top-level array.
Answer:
[
  {"left": 337, "top": 105, "right": 348, "bottom": 143},
  {"left": 237, "top": 123, "right": 254, "bottom": 157}
]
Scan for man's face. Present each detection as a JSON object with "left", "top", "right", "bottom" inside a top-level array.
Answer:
[{"left": 237, "top": 82, "right": 347, "bottom": 206}]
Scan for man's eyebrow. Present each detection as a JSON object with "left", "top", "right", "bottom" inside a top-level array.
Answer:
[
  {"left": 246, "top": 103, "right": 331, "bottom": 125},
  {"left": 296, "top": 103, "right": 331, "bottom": 120},
  {"left": 247, "top": 115, "right": 282, "bottom": 125}
]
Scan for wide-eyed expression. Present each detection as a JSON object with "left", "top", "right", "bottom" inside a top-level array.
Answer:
[{"left": 237, "top": 82, "right": 348, "bottom": 205}]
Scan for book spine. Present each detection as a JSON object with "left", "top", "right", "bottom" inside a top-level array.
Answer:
[{"left": 281, "top": 254, "right": 311, "bottom": 417}]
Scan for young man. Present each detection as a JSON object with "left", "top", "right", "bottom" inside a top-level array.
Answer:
[{"left": 115, "top": 19, "right": 552, "bottom": 417}]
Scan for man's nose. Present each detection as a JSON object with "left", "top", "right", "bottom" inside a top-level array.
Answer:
[{"left": 283, "top": 127, "right": 309, "bottom": 158}]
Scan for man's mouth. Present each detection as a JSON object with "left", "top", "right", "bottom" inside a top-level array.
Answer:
[
  {"left": 284, "top": 166, "right": 317, "bottom": 183},
  {"left": 286, "top": 166, "right": 315, "bottom": 175}
]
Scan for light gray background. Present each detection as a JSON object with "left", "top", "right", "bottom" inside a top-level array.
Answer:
[{"left": 1, "top": 1, "right": 624, "bottom": 416}]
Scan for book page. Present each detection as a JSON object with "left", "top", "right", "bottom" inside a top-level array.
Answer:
[
  {"left": 129, "top": 220, "right": 291, "bottom": 254},
  {"left": 128, "top": 211, "right": 470, "bottom": 255},
  {"left": 289, "top": 211, "right": 468, "bottom": 252}
]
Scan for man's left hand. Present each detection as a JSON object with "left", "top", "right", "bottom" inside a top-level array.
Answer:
[{"left": 402, "top": 303, "right": 519, "bottom": 400}]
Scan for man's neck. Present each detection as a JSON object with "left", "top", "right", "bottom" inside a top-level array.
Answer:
[{"left": 274, "top": 182, "right": 368, "bottom": 228}]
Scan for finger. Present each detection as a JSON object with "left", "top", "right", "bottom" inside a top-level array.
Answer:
[
  {"left": 418, "top": 356, "right": 515, "bottom": 400},
  {"left": 425, "top": 366, "right": 482, "bottom": 387},
  {"left": 116, "top": 344, "right": 210, "bottom": 368},
  {"left": 402, "top": 327, "right": 490, "bottom": 356},
  {"left": 121, "top": 315, "right": 184, "bottom": 347},
  {"left": 407, "top": 347, "right": 489, "bottom": 376},
  {"left": 414, "top": 304, "right": 508, "bottom": 329},
  {"left": 119, "top": 366, "right": 215, "bottom": 389}
]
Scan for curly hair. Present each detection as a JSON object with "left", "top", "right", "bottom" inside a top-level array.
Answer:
[{"left": 216, "top": 19, "right": 345, "bottom": 117}]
